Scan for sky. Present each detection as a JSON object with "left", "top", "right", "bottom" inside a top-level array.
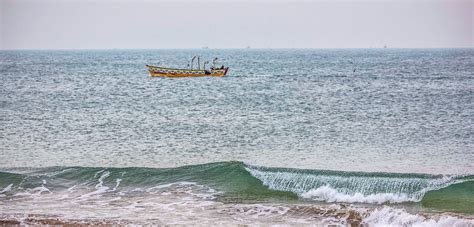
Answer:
[{"left": 0, "top": 0, "right": 472, "bottom": 49}]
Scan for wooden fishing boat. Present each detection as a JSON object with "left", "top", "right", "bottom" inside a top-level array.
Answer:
[
  {"left": 147, "top": 56, "right": 229, "bottom": 77},
  {"left": 146, "top": 65, "right": 229, "bottom": 77}
]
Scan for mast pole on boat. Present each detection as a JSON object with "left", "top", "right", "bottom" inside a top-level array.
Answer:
[
  {"left": 191, "top": 56, "right": 197, "bottom": 70},
  {"left": 198, "top": 57, "right": 201, "bottom": 70}
]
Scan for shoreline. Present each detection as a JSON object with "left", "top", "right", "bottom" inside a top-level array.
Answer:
[{"left": 2, "top": 203, "right": 473, "bottom": 226}]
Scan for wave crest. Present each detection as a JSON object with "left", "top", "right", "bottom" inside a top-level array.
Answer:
[{"left": 245, "top": 164, "right": 466, "bottom": 204}]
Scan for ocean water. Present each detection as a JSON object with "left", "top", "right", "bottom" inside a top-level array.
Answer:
[{"left": 0, "top": 49, "right": 473, "bottom": 225}]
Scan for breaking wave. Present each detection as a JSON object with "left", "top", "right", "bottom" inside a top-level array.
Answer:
[
  {"left": 0, "top": 161, "right": 472, "bottom": 213},
  {"left": 245, "top": 164, "right": 472, "bottom": 207}
]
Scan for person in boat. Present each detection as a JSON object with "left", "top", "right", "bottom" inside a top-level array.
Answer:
[{"left": 210, "top": 65, "right": 224, "bottom": 70}]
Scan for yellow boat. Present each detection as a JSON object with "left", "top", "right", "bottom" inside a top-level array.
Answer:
[
  {"left": 146, "top": 65, "right": 229, "bottom": 77},
  {"left": 147, "top": 56, "right": 229, "bottom": 77}
]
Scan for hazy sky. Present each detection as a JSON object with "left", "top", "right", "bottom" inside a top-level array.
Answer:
[{"left": 1, "top": 0, "right": 472, "bottom": 49}]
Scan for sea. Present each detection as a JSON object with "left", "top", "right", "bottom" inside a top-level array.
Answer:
[{"left": 0, "top": 49, "right": 473, "bottom": 225}]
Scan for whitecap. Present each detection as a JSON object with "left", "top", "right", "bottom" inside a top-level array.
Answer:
[
  {"left": 301, "top": 185, "right": 416, "bottom": 204},
  {"left": 0, "top": 184, "right": 13, "bottom": 194},
  {"left": 363, "top": 206, "right": 474, "bottom": 226}
]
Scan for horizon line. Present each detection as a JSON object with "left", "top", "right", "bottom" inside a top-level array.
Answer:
[{"left": 1, "top": 47, "right": 473, "bottom": 51}]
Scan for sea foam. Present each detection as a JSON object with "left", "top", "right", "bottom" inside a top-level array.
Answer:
[
  {"left": 301, "top": 185, "right": 415, "bottom": 204},
  {"left": 363, "top": 207, "right": 474, "bottom": 226}
]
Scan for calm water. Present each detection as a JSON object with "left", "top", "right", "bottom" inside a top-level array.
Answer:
[{"left": 0, "top": 49, "right": 473, "bottom": 225}]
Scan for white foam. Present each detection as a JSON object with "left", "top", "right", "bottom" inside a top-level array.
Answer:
[
  {"left": 111, "top": 178, "right": 122, "bottom": 191},
  {"left": 224, "top": 204, "right": 290, "bottom": 220},
  {"left": 241, "top": 204, "right": 289, "bottom": 217},
  {"left": 67, "top": 185, "right": 77, "bottom": 193},
  {"left": 301, "top": 185, "right": 416, "bottom": 204},
  {"left": 95, "top": 171, "right": 110, "bottom": 189},
  {"left": 146, "top": 182, "right": 197, "bottom": 193},
  {"left": 13, "top": 185, "right": 51, "bottom": 197},
  {"left": 75, "top": 171, "right": 111, "bottom": 200},
  {"left": 77, "top": 186, "right": 109, "bottom": 199},
  {"left": 0, "top": 184, "right": 13, "bottom": 194},
  {"left": 363, "top": 207, "right": 474, "bottom": 227}
]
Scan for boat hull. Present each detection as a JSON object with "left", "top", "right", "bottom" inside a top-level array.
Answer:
[{"left": 146, "top": 65, "right": 228, "bottom": 77}]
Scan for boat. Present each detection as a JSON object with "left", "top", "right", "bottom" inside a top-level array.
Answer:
[
  {"left": 146, "top": 65, "right": 229, "bottom": 77},
  {"left": 146, "top": 56, "right": 229, "bottom": 77}
]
